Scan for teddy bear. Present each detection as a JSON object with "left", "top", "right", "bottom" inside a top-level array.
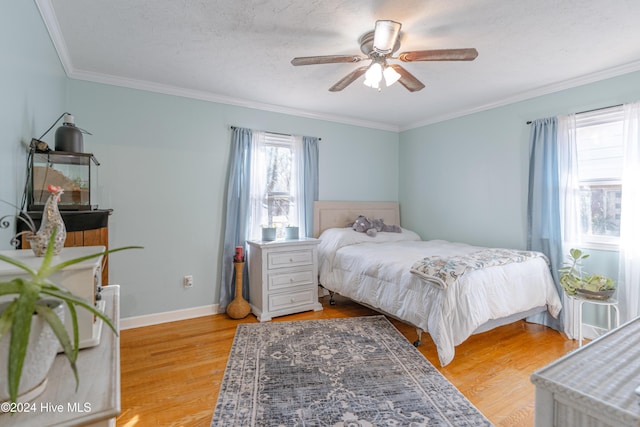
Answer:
[{"left": 352, "top": 215, "right": 402, "bottom": 237}]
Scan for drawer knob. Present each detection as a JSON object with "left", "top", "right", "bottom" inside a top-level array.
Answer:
[
  {"left": 290, "top": 278, "right": 294, "bottom": 282},
  {"left": 289, "top": 258, "right": 294, "bottom": 262}
]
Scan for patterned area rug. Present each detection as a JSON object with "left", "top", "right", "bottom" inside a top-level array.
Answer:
[{"left": 211, "top": 316, "right": 492, "bottom": 426}]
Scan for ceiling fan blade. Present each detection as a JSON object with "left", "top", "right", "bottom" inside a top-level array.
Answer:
[
  {"left": 291, "top": 55, "right": 364, "bottom": 66},
  {"left": 329, "top": 66, "right": 369, "bottom": 92},
  {"left": 389, "top": 64, "right": 425, "bottom": 92},
  {"left": 398, "top": 48, "right": 478, "bottom": 62}
]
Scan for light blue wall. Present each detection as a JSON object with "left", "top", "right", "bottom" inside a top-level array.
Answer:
[
  {"left": 399, "top": 71, "right": 640, "bottom": 250},
  {"left": 0, "top": 0, "right": 67, "bottom": 250},
  {"left": 68, "top": 80, "right": 399, "bottom": 317}
]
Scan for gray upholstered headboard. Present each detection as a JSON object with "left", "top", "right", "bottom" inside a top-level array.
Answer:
[{"left": 313, "top": 201, "right": 400, "bottom": 237}]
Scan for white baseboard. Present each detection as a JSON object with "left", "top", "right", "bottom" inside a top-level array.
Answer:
[{"left": 120, "top": 304, "right": 220, "bottom": 330}]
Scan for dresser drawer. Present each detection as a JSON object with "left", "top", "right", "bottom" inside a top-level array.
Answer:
[
  {"left": 269, "top": 288, "right": 315, "bottom": 312},
  {"left": 268, "top": 269, "right": 314, "bottom": 291},
  {"left": 267, "top": 249, "right": 314, "bottom": 269}
]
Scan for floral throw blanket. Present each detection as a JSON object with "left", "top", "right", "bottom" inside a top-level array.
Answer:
[{"left": 410, "top": 248, "right": 548, "bottom": 289}]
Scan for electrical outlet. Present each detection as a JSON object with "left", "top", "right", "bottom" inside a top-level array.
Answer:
[{"left": 183, "top": 275, "right": 193, "bottom": 288}]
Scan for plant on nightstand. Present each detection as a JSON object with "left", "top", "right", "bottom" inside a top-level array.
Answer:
[
  {"left": 0, "top": 227, "right": 142, "bottom": 404},
  {"left": 559, "top": 248, "right": 616, "bottom": 300},
  {"left": 261, "top": 225, "right": 277, "bottom": 241}
]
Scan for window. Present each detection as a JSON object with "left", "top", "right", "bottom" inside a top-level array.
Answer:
[
  {"left": 260, "top": 133, "right": 298, "bottom": 239},
  {"left": 576, "top": 106, "right": 624, "bottom": 248}
]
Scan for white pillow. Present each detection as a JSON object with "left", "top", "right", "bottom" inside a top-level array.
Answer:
[
  {"left": 317, "top": 227, "right": 422, "bottom": 271},
  {"left": 318, "top": 227, "right": 421, "bottom": 246}
]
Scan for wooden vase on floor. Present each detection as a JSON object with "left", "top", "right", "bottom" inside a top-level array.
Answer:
[{"left": 227, "top": 261, "right": 251, "bottom": 319}]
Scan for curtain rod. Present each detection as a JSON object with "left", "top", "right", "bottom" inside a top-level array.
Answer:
[
  {"left": 526, "top": 104, "right": 623, "bottom": 124},
  {"left": 230, "top": 125, "right": 321, "bottom": 140}
]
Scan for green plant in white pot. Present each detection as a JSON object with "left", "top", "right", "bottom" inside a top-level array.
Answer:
[
  {"left": 0, "top": 227, "right": 141, "bottom": 404},
  {"left": 559, "top": 248, "right": 616, "bottom": 299}
]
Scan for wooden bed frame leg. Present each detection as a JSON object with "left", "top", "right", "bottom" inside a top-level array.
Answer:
[{"left": 413, "top": 328, "right": 423, "bottom": 347}]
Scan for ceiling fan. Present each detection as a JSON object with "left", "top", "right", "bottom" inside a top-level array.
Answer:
[{"left": 291, "top": 20, "right": 478, "bottom": 92}]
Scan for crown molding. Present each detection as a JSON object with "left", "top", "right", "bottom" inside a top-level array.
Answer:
[
  {"left": 34, "top": 1, "right": 398, "bottom": 133},
  {"left": 35, "top": 0, "right": 73, "bottom": 76},
  {"left": 36, "top": 0, "right": 640, "bottom": 135},
  {"left": 68, "top": 69, "right": 400, "bottom": 132},
  {"left": 401, "top": 60, "right": 640, "bottom": 132}
]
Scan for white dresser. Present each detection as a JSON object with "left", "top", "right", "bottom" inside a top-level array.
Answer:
[
  {"left": 0, "top": 246, "right": 105, "bottom": 349},
  {"left": 0, "top": 285, "right": 120, "bottom": 426},
  {"left": 247, "top": 238, "right": 322, "bottom": 321},
  {"left": 531, "top": 316, "right": 640, "bottom": 427}
]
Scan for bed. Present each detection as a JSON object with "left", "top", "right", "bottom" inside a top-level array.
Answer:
[{"left": 314, "top": 201, "right": 562, "bottom": 366}]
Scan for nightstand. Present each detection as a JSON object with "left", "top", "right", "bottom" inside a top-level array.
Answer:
[{"left": 247, "top": 238, "right": 322, "bottom": 321}]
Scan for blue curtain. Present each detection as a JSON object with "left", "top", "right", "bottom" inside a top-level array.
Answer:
[
  {"left": 220, "top": 129, "right": 319, "bottom": 311},
  {"left": 526, "top": 117, "right": 563, "bottom": 331},
  {"left": 302, "top": 136, "right": 319, "bottom": 237},
  {"left": 220, "top": 127, "right": 253, "bottom": 312}
]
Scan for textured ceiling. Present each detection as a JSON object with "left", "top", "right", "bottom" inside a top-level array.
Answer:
[{"left": 37, "top": 0, "right": 640, "bottom": 131}]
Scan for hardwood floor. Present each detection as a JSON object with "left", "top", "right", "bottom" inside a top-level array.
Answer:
[{"left": 117, "top": 295, "right": 577, "bottom": 426}]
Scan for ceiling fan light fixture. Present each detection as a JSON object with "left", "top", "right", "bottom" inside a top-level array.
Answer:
[
  {"left": 363, "top": 62, "right": 383, "bottom": 88},
  {"left": 383, "top": 65, "right": 401, "bottom": 86},
  {"left": 373, "top": 20, "right": 401, "bottom": 54},
  {"left": 363, "top": 78, "right": 379, "bottom": 89}
]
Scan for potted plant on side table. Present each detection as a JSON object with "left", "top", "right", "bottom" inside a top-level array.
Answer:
[
  {"left": 559, "top": 248, "right": 616, "bottom": 300},
  {"left": 0, "top": 227, "right": 141, "bottom": 405}
]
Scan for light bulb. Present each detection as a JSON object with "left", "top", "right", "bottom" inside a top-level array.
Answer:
[
  {"left": 364, "top": 62, "right": 382, "bottom": 89},
  {"left": 365, "top": 62, "right": 382, "bottom": 81},
  {"left": 383, "top": 66, "right": 401, "bottom": 86}
]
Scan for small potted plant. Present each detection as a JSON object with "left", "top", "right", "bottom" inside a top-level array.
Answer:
[
  {"left": 0, "top": 227, "right": 141, "bottom": 404},
  {"left": 559, "top": 248, "right": 616, "bottom": 300},
  {"left": 284, "top": 225, "right": 299, "bottom": 240},
  {"left": 261, "top": 225, "right": 277, "bottom": 241}
]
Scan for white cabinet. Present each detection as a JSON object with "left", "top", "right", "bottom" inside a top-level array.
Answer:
[
  {"left": 247, "top": 238, "right": 322, "bottom": 321},
  {"left": 0, "top": 246, "right": 105, "bottom": 349},
  {"left": 531, "top": 316, "right": 640, "bottom": 426},
  {"left": 0, "top": 285, "right": 120, "bottom": 426}
]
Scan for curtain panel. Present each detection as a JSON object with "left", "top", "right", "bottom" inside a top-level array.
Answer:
[
  {"left": 220, "top": 127, "right": 253, "bottom": 312},
  {"left": 302, "top": 136, "right": 319, "bottom": 237},
  {"left": 618, "top": 101, "right": 640, "bottom": 322},
  {"left": 526, "top": 117, "right": 564, "bottom": 333}
]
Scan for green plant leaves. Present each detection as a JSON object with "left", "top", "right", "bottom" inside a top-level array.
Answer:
[
  {"left": 8, "top": 280, "right": 39, "bottom": 402},
  {"left": 0, "top": 300, "right": 17, "bottom": 341},
  {"left": 559, "top": 248, "right": 614, "bottom": 295},
  {"left": 0, "top": 225, "right": 142, "bottom": 403}
]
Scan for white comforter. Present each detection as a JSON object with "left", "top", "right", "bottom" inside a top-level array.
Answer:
[{"left": 318, "top": 227, "right": 562, "bottom": 366}]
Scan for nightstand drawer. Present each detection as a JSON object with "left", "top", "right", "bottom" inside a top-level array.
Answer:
[
  {"left": 267, "top": 249, "right": 314, "bottom": 269},
  {"left": 268, "top": 269, "right": 314, "bottom": 291},
  {"left": 269, "top": 288, "right": 315, "bottom": 311}
]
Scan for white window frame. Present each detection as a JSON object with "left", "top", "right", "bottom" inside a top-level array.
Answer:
[
  {"left": 575, "top": 106, "right": 623, "bottom": 251},
  {"left": 263, "top": 132, "right": 297, "bottom": 237}
]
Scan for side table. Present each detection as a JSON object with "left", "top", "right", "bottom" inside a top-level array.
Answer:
[
  {"left": 247, "top": 238, "right": 322, "bottom": 321},
  {"left": 566, "top": 293, "right": 619, "bottom": 346}
]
